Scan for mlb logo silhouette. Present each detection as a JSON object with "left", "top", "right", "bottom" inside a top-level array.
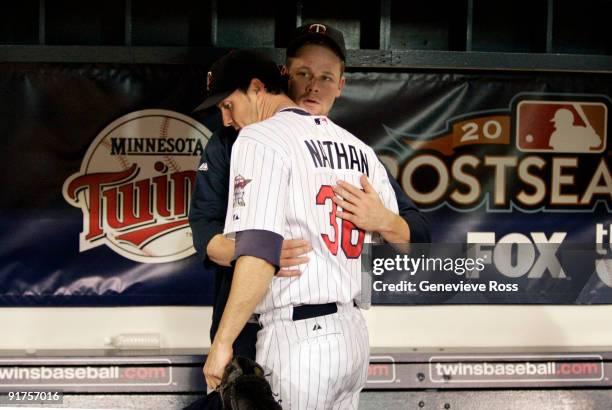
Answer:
[{"left": 516, "top": 100, "right": 607, "bottom": 153}]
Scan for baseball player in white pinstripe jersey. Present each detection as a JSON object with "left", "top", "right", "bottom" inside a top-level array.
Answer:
[{"left": 201, "top": 50, "right": 398, "bottom": 409}]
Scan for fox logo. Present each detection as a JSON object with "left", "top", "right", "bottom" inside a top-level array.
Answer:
[{"left": 62, "top": 110, "right": 212, "bottom": 263}]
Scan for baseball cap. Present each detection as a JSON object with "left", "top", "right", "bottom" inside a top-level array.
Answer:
[
  {"left": 287, "top": 23, "right": 346, "bottom": 62},
  {"left": 194, "top": 49, "right": 283, "bottom": 112}
]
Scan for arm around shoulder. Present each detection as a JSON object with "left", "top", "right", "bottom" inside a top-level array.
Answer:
[{"left": 385, "top": 166, "right": 431, "bottom": 243}]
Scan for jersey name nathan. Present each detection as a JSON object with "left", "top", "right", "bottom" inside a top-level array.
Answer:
[{"left": 224, "top": 109, "right": 398, "bottom": 314}]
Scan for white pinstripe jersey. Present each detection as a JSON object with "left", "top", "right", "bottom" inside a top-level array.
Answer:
[{"left": 224, "top": 108, "right": 398, "bottom": 314}]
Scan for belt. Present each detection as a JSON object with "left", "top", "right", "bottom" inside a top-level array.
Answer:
[
  {"left": 250, "top": 302, "right": 343, "bottom": 324},
  {"left": 292, "top": 303, "right": 337, "bottom": 321},
  {"left": 253, "top": 302, "right": 358, "bottom": 324}
]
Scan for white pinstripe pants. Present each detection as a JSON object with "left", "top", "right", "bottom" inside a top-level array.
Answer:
[{"left": 256, "top": 303, "right": 369, "bottom": 410}]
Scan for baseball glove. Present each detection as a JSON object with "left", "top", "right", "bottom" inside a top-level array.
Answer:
[{"left": 218, "top": 356, "right": 282, "bottom": 410}]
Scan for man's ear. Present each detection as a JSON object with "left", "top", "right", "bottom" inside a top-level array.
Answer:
[
  {"left": 280, "top": 65, "right": 288, "bottom": 76},
  {"left": 248, "top": 78, "right": 266, "bottom": 95},
  {"left": 336, "top": 76, "right": 346, "bottom": 98}
]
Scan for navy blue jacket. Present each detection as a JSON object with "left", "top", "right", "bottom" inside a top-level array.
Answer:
[{"left": 188, "top": 126, "right": 430, "bottom": 343}]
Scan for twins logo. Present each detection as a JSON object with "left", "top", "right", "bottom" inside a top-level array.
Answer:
[
  {"left": 308, "top": 23, "right": 327, "bottom": 34},
  {"left": 233, "top": 175, "right": 252, "bottom": 207},
  {"left": 62, "top": 110, "right": 212, "bottom": 263}
]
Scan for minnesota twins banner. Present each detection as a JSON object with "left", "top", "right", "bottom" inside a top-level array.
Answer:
[
  {"left": 0, "top": 64, "right": 610, "bottom": 305},
  {"left": 0, "top": 63, "right": 216, "bottom": 305}
]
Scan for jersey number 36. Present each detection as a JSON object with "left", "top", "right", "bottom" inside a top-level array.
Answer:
[{"left": 316, "top": 185, "right": 365, "bottom": 259}]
